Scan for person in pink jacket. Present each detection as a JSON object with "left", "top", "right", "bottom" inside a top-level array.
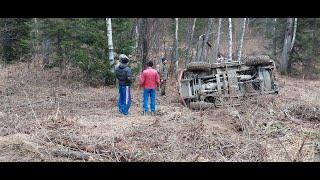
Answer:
[{"left": 140, "top": 61, "right": 160, "bottom": 115}]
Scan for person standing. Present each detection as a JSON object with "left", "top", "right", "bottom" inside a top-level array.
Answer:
[
  {"left": 140, "top": 60, "right": 160, "bottom": 115},
  {"left": 159, "top": 57, "right": 168, "bottom": 96},
  {"left": 115, "top": 54, "right": 134, "bottom": 115}
]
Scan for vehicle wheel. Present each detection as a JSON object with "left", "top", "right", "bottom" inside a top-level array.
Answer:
[
  {"left": 186, "top": 62, "right": 211, "bottom": 71},
  {"left": 242, "top": 55, "right": 273, "bottom": 66},
  {"left": 189, "top": 101, "right": 214, "bottom": 110}
]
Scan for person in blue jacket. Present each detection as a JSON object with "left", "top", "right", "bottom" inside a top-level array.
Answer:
[{"left": 115, "top": 54, "right": 134, "bottom": 115}]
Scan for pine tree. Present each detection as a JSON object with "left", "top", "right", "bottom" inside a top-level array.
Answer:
[{"left": 0, "top": 18, "right": 31, "bottom": 63}]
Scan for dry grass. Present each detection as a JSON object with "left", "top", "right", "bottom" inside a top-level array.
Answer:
[{"left": 0, "top": 58, "right": 319, "bottom": 162}]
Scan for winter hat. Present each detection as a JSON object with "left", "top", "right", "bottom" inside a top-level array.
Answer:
[{"left": 119, "top": 54, "right": 129, "bottom": 64}]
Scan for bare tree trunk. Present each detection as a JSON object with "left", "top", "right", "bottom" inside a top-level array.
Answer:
[
  {"left": 313, "top": 18, "right": 317, "bottom": 58},
  {"left": 273, "top": 18, "right": 277, "bottom": 58},
  {"left": 185, "top": 18, "right": 197, "bottom": 66},
  {"left": 213, "top": 18, "right": 222, "bottom": 63},
  {"left": 34, "top": 18, "right": 38, "bottom": 34},
  {"left": 247, "top": 18, "right": 250, "bottom": 35},
  {"left": 135, "top": 23, "right": 139, "bottom": 50},
  {"left": 163, "top": 40, "right": 167, "bottom": 58},
  {"left": 137, "top": 18, "right": 149, "bottom": 71},
  {"left": 42, "top": 38, "right": 50, "bottom": 68},
  {"left": 288, "top": 18, "right": 298, "bottom": 73},
  {"left": 57, "top": 32, "right": 63, "bottom": 75},
  {"left": 190, "top": 18, "right": 197, "bottom": 61},
  {"left": 290, "top": 18, "right": 298, "bottom": 52},
  {"left": 200, "top": 18, "right": 214, "bottom": 62},
  {"left": 196, "top": 36, "right": 203, "bottom": 62},
  {"left": 156, "top": 32, "right": 161, "bottom": 64},
  {"left": 106, "top": 18, "right": 115, "bottom": 72},
  {"left": 304, "top": 18, "right": 317, "bottom": 77},
  {"left": 32, "top": 18, "right": 39, "bottom": 55},
  {"left": 237, "top": 18, "right": 246, "bottom": 62},
  {"left": 281, "top": 18, "right": 293, "bottom": 75},
  {"left": 174, "top": 18, "right": 179, "bottom": 78},
  {"left": 228, "top": 18, "right": 233, "bottom": 61},
  {"left": 264, "top": 18, "right": 268, "bottom": 38},
  {"left": 134, "top": 19, "right": 140, "bottom": 57}
]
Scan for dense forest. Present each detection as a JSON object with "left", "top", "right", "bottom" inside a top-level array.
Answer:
[
  {"left": 0, "top": 18, "right": 319, "bottom": 162},
  {"left": 1, "top": 18, "right": 319, "bottom": 83}
]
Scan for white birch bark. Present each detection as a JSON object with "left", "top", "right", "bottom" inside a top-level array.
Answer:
[
  {"left": 237, "top": 18, "right": 246, "bottom": 62},
  {"left": 213, "top": 18, "right": 222, "bottom": 62},
  {"left": 290, "top": 18, "right": 298, "bottom": 52},
  {"left": 273, "top": 18, "right": 277, "bottom": 57},
  {"left": 106, "top": 18, "right": 114, "bottom": 71},
  {"left": 228, "top": 18, "right": 233, "bottom": 61},
  {"left": 281, "top": 18, "right": 293, "bottom": 74},
  {"left": 174, "top": 18, "right": 179, "bottom": 77}
]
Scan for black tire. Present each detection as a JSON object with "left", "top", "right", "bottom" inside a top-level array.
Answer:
[
  {"left": 242, "top": 55, "right": 273, "bottom": 66},
  {"left": 186, "top": 62, "right": 211, "bottom": 71},
  {"left": 189, "top": 101, "right": 214, "bottom": 110}
]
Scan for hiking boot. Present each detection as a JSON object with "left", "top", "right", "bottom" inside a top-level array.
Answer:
[
  {"left": 142, "top": 111, "right": 148, "bottom": 116},
  {"left": 150, "top": 112, "right": 155, "bottom": 116}
]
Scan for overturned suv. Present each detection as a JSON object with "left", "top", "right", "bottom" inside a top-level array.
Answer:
[{"left": 178, "top": 56, "right": 279, "bottom": 109}]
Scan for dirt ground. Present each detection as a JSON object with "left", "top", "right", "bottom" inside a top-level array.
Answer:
[{"left": 0, "top": 61, "right": 319, "bottom": 162}]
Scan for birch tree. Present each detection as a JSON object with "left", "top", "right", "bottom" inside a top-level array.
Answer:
[
  {"left": 237, "top": 18, "right": 246, "bottom": 62},
  {"left": 174, "top": 18, "right": 179, "bottom": 78},
  {"left": 290, "top": 18, "right": 298, "bottom": 52},
  {"left": 281, "top": 18, "right": 293, "bottom": 74},
  {"left": 273, "top": 18, "right": 277, "bottom": 58},
  {"left": 228, "top": 18, "right": 233, "bottom": 61},
  {"left": 135, "top": 22, "right": 139, "bottom": 50},
  {"left": 106, "top": 18, "right": 114, "bottom": 71},
  {"left": 29, "top": 18, "right": 41, "bottom": 68},
  {"left": 213, "top": 18, "right": 222, "bottom": 63},
  {"left": 196, "top": 35, "right": 203, "bottom": 62},
  {"left": 32, "top": 18, "right": 39, "bottom": 55}
]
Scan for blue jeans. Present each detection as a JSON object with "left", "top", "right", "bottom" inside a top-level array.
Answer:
[
  {"left": 118, "top": 85, "right": 131, "bottom": 115},
  {"left": 143, "top": 89, "right": 156, "bottom": 113}
]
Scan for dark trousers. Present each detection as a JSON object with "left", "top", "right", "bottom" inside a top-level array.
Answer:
[{"left": 160, "top": 80, "right": 166, "bottom": 96}]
